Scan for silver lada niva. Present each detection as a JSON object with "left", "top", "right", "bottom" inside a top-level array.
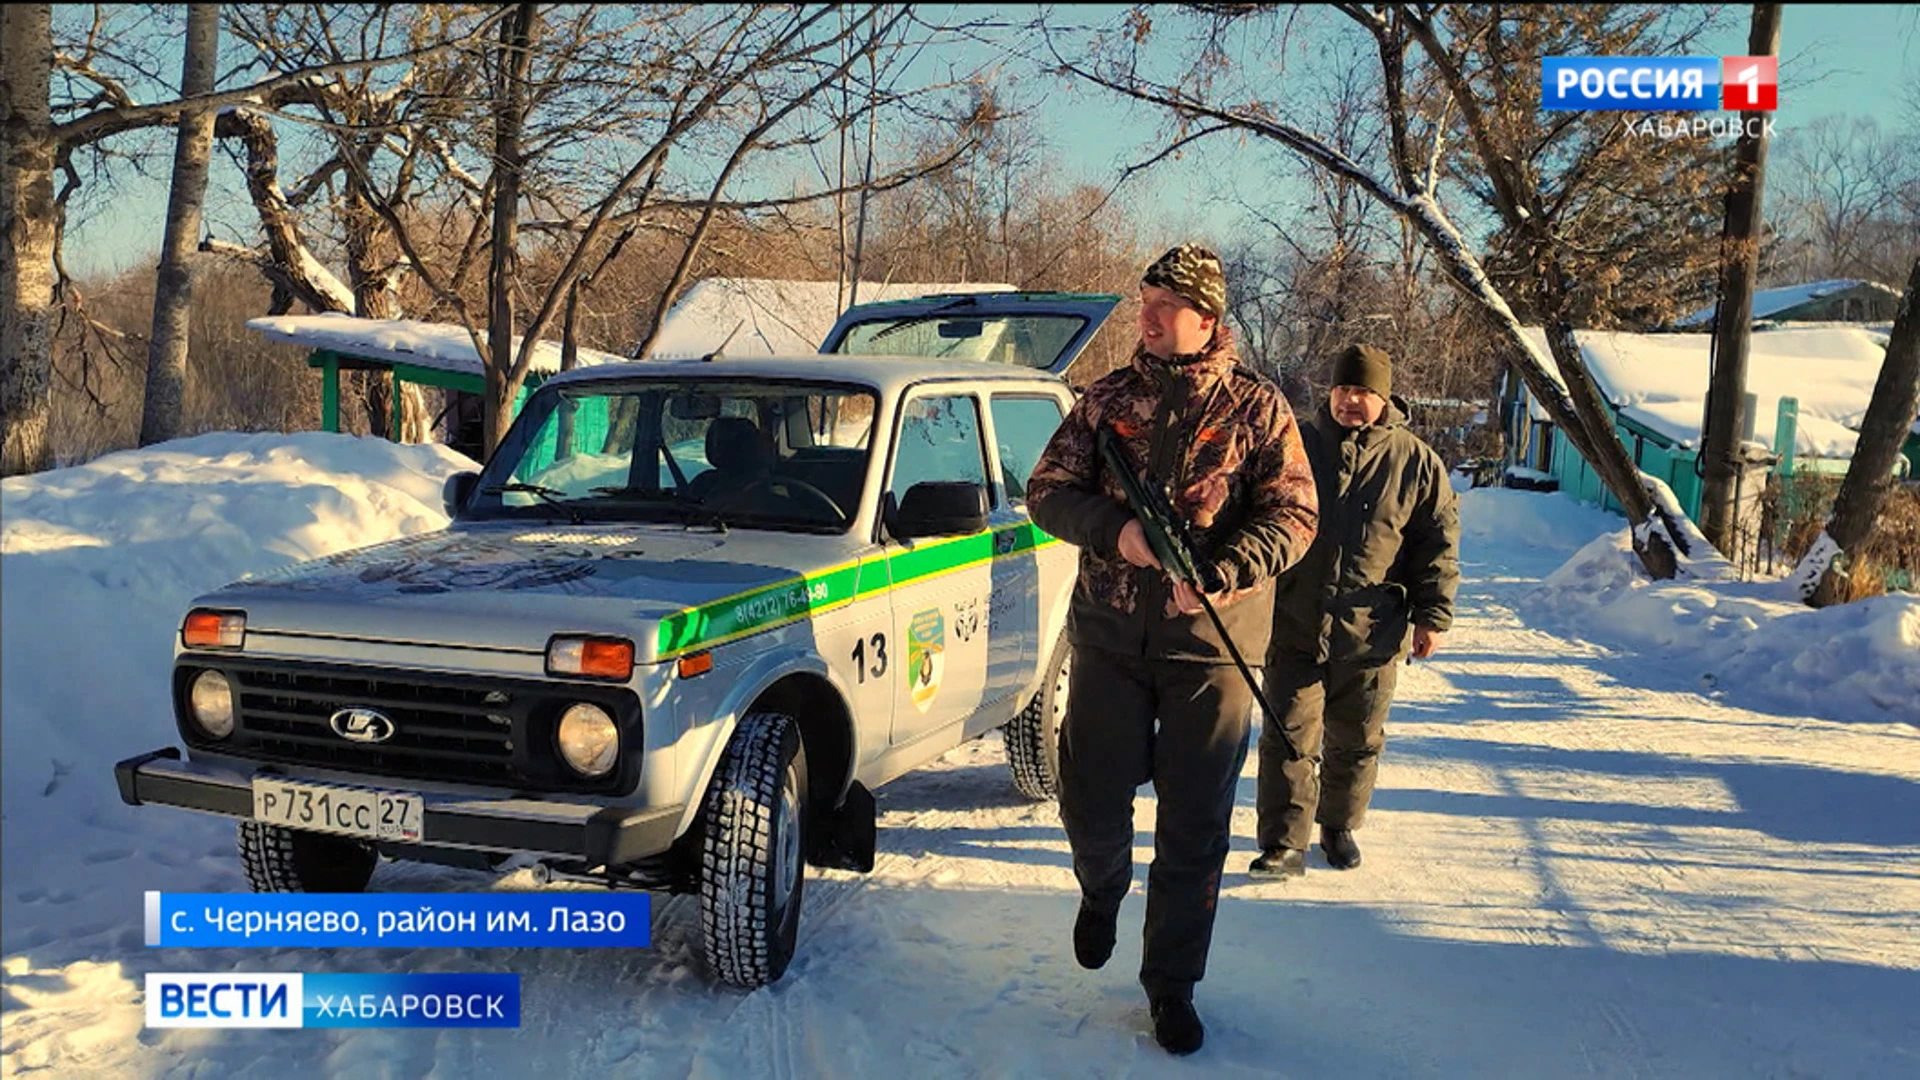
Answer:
[{"left": 115, "top": 293, "right": 1117, "bottom": 987}]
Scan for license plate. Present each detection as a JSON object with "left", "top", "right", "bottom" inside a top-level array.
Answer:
[{"left": 251, "top": 779, "right": 423, "bottom": 842}]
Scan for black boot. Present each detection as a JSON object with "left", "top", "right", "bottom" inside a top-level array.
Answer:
[
  {"left": 1150, "top": 994, "right": 1205, "bottom": 1055},
  {"left": 1248, "top": 847, "right": 1306, "bottom": 878},
  {"left": 1321, "top": 827, "right": 1362, "bottom": 870},
  {"left": 1073, "top": 899, "right": 1117, "bottom": 970}
]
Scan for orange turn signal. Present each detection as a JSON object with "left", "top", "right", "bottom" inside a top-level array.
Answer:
[
  {"left": 546, "top": 636, "right": 635, "bottom": 680},
  {"left": 677, "top": 651, "right": 713, "bottom": 679},
  {"left": 183, "top": 609, "right": 246, "bottom": 649}
]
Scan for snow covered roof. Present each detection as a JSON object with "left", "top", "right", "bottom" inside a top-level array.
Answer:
[
  {"left": 1678, "top": 279, "right": 1899, "bottom": 329},
  {"left": 247, "top": 314, "right": 629, "bottom": 379},
  {"left": 1517, "top": 326, "right": 1889, "bottom": 458},
  {"left": 643, "top": 277, "right": 1016, "bottom": 361}
]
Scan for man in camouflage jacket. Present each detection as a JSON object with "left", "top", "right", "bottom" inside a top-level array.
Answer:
[{"left": 1026, "top": 244, "right": 1318, "bottom": 1056}]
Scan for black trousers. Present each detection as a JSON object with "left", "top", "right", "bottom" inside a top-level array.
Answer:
[
  {"left": 1056, "top": 644, "right": 1253, "bottom": 1001},
  {"left": 1256, "top": 654, "right": 1400, "bottom": 852}
]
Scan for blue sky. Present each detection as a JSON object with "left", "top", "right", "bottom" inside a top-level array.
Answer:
[{"left": 63, "top": 4, "right": 1920, "bottom": 280}]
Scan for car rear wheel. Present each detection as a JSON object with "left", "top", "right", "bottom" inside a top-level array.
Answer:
[
  {"left": 237, "top": 821, "right": 378, "bottom": 892},
  {"left": 699, "top": 711, "right": 809, "bottom": 989},
  {"left": 1004, "top": 636, "right": 1069, "bottom": 800}
]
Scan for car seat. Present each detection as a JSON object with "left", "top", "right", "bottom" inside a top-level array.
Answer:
[{"left": 687, "top": 416, "right": 775, "bottom": 499}]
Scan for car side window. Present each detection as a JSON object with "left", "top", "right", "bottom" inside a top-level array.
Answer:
[
  {"left": 889, "top": 393, "right": 988, "bottom": 503},
  {"left": 988, "top": 395, "right": 1065, "bottom": 500}
]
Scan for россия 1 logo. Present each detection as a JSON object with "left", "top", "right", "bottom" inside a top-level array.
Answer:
[{"left": 1542, "top": 57, "right": 1777, "bottom": 111}]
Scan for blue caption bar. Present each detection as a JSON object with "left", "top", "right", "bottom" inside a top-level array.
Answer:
[
  {"left": 145, "top": 891, "right": 650, "bottom": 948},
  {"left": 145, "top": 972, "right": 520, "bottom": 1028},
  {"left": 1542, "top": 57, "right": 1720, "bottom": 111}
]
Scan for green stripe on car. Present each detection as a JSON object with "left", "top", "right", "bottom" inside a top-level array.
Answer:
[{"left": 655, "top": 523, "right": 1060, "bottom": 659}]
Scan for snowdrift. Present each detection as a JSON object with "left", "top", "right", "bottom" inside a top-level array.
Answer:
[
  {"left": 3, "top": 436, "right": 1915, "bottom": 1076},
  {"left": 1462, "top": 488, "right": 1920, "bottom": 724},
  {"left": 1, "top": 432, "right": 472, "bottom": 826}
]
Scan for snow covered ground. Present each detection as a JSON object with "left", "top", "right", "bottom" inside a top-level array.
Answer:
[{"left": 3, "top": 436, "right": 1916, "bottom": 1077}]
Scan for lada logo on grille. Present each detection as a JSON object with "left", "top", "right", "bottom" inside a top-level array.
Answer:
[{"left": 329, "top": 707, "right": 396, "bottom": 743}]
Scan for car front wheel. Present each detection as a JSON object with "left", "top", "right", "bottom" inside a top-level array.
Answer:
[
  {"left": 237, "top": 821, "right": 378, "bottom": 892},
  {"left": 699, "top": 711, "right": 809, "bottom": 989},
  {"left": 1004, "top": 636, "right": 1069, "bottom": 800}
]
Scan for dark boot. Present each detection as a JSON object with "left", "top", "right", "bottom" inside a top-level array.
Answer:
[
  {"left": 1073, "top": 899, "right": 1117, "bottom": 969},
  {"left": 1321, "top": 827, "right": 1361, "bottom": 870},
  {"left": 1150, "top": 994, "right": 1205, "bottom": 1055},
  {"left": 1248, "top": 847, "right": 1306, "bottom": 878}
]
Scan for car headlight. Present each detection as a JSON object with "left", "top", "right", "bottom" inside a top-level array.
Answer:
[
  {"left": 188, "top": 669, "right": 235, "bottom": 739},
  {"left": 556, "top": 703, "right": 619, "bottom": 777}
]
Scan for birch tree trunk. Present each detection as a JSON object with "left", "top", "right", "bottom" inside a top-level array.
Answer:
[
  {"left": 1, "top": 4, "right": 56, "bottom": 475},
  {"left": 138, "top": 3, "right": 220, "bottom": 447}
]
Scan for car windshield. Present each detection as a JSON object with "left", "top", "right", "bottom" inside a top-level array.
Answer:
[
  {"left": 831, "top": 312, "right": 1087, "bottom": 369},
  {"left": 465, "top": 378, "right": 877, "bottom": 533}
]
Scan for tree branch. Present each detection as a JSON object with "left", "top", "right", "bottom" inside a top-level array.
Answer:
[{"left": 53, "top": 7, "right": 510, "bottom": 149}]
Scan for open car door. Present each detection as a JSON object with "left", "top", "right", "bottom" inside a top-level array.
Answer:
[{"left": 819, "top": 292, "right": 1120, "bottom": 378}]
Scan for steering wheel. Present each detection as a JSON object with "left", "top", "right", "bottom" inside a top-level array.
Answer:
[{"left": 730, "top": 476, "right": 847, "bottom": 521}]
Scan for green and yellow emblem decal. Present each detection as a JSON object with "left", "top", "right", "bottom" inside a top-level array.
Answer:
[{"left": 906, "top": 607, "right": 946, "bottom": 712}]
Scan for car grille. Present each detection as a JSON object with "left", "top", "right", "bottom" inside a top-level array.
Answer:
[
  {"left": 239, "top": 668, "right": 517, "bottom": 782},
  {"left": 176, "top": 660, "right": 639, "bottom": 793}
]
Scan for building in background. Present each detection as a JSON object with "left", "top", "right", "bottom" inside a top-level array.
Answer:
[
  {"left": 1675, "top": 278, "right": 1902, "bottom": 330},
  {"left": 1497, "top": 326, "right": 1915, "bottom": 526}
]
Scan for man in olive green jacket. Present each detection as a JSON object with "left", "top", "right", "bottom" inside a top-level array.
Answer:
[{"left": 1251, "top": 343, "right": 1460, "bottom": 877}]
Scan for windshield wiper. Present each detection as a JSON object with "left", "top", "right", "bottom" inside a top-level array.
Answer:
[
  {"left": 482, "top": 482, "right": 584, "bottom": 525},
  {"left": 588, "top": 487, "right": 728, "bottom": 533},
  {"left": 867, "top": 316, "right": 938, "bottom": 343},
  {"left": 864, "top": 296, "right": 983, "bottom": 343}
]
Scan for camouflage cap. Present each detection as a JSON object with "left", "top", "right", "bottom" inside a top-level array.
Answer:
[{"left": 1141, "top": 244, "right": 1227, "bottom": 319}]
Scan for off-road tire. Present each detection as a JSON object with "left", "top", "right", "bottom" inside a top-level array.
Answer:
[
  {"left": 237, "top": 821, "right": 378, "bottom": 892},
  {"left": 699, "top": 711, "right": 809, "bottom": 989},
  {"left": 1005, "top": 636, "right": 1070, "bottom": 800}
]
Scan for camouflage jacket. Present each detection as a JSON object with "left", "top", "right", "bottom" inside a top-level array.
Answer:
[{"left": 1027, "top": 340, "right": 1319, "bottom": 663}]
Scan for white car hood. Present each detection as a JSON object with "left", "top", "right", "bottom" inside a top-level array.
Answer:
[{"left": 201, "top": 523, "right": 851, "bottom": 662}]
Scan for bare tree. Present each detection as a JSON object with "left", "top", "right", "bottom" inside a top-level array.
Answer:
[
  {"left": 1048, "top": 4, "right": 1743, "bottom": 577},
  {"left": 1768, "top": 118, "right": 1918, "bottom": 285},
  {"left": 1786, "top": 256, "right": 1920, "bottom": 606},
  {"left": 310, "top": 4, "right": 990, "bottom": 456},
  {"left": 137, "top": 2, "right": 219, "bottom": 447},
  {"left": 484, "top": 2, "right": 536, "bottom": 454},
  {"left": 0, "top": 2, "right": 509, "bottom": 474}
]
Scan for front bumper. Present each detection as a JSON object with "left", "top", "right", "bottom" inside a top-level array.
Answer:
[{"left": 114, "top": 747, "right": 684, "bottom": 866}]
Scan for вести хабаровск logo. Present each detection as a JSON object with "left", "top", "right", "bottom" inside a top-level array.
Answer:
[{"left": 144, "top": 972, "right": 519, "bottom": 1029}]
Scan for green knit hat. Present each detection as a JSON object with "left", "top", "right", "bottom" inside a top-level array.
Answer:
[
  {"left": 1331, "top": 343, "right": 1392, "bottom": 399},
  {"left": 1141, "top": 244, "right": 1227, "bottom": 319}
]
